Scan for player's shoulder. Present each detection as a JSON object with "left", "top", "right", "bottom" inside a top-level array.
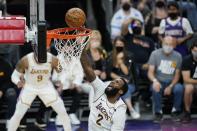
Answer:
[
  {"left": 16, "top": 53, "right": 32, "bottom": 68},
  {"left": 26, "top": 52, "right": 34, "bottom": 57},
  {"left": 115, "top": 98, "right": 127, "bottom": 110},
  {"left": 21, "top": 52, "right": 33, "bottom": 61}
]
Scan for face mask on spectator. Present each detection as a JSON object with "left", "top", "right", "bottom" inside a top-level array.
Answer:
[
  {"left": 132, "top": 26, "right": 142, "bottom": 35},
  {"left": 192, "top": 51, "right": 197, "bottom": 59},
  {"left": 156, "top": 1, "right": 165, "bottom": 8},
  {"left": 116, "top": 46, "right": 124, "bottom": 53},
  {"left": 162, "top": 45, "right": 173, "bottom": 54},
  {"left": 122, "top": 2, "right": 131, "bottom": 11},
  {"left": 130, "top": 21, "right": 142, "bottom": 35},
  {"left": 168, "top": 12, "right": 178, "bottom": 20}
]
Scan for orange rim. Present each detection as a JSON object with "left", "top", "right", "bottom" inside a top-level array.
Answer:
[
  {"left": 47, "top": 27, "right": 91, "bottom": 39},
  {"left": 46, "top": 27, "right": 91, "bottom": 49}
]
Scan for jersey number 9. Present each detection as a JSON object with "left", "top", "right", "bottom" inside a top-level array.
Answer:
[{"left": 37, "top": 75, "right": 43, "bottom": 82}]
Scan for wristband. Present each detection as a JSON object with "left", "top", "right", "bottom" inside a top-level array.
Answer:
[{"left": 11, "top": 70, "right": 23, "bottom": 85}]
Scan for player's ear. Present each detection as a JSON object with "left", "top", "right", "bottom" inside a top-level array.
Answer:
[{"left": 119, "top": 90, "right": 123, "bottom": 95}]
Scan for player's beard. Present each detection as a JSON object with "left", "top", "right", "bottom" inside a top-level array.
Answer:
[{"left": 105, "top": 87, "right": 119, "bottom": 97}]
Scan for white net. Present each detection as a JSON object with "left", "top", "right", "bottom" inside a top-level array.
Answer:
[{"left": 53, "top": 28, "right": 90, "bottom": 74}]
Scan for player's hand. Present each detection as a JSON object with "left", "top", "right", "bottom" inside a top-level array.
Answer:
[
  {"left": 17, "top": 80, "right": 25, "bottom": 88},
  {"left": 16, "top": 75, "right": 25, "bottom": 88},
  {"left": 17, "top": 81, "right": 25, "bottom": 88},
  {"left": 153, "top": 81, "right": 161, "bottom": 92},
  {"left": 0, "top": 91, "right": 3, "bottom": 98},
  {"left": 164, "top": 86, "right": 172, "bottom": 96}
]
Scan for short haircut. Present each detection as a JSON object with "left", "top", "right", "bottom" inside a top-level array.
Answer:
[
  {"left": 119, "top": 77, "right": 128, "bottom": 96},
  {"left": 167, "top": 1, "right": 179, "bottom": 10}
]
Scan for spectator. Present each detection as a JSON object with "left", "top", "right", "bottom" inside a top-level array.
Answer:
[
  {"left": 122, "top": 18, "right": 155, "bottom": 106},
  {"left": 145, "top": 0, "right": 168, "bottom": 45},
  {"left": 122, "top": 18, "right": 154, "bottom": 79},
  {"left": 181, "top": 40, "right": 197, "bottom": 123},
  {"left": 136, "top": 0, "right": 151, "bottom": 20},
  {"left": 0, "top": 56, "right": 17, "bottom": 128},
  {"left": 52, "top": 58, "right": 84, "bottom": 125},
  {"left": 86, "top": 30, "right": 108, "bottom": 81},
  {"left": 148, "top": 36, "right": 184, "bottom": 123},
  {"left": 111, "top": 0, "right": 144, "bottom": 39},
  {"left": 159, "top": 1, "right": 193, "bottom": 56},
  {"left": 107, "top": 36, "right": 140, "bottom": 119}
]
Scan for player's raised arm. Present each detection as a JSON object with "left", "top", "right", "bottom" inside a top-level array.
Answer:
[
  {"left": 80, "top": 49, "right": 96, "bottom": 82},
  {"left": 11, "top": 56, "right": 28, "bottom": 88}
]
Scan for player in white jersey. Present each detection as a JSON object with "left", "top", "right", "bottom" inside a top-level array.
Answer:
[
  {"left": 8, "top": 52, "right": 72, "bottom": 131},
  {"left": 53, "top": 56, "right": 84, "bottom": 125},
  {"left": 80, "top": 50, "right": 128, "bottom": 131}
]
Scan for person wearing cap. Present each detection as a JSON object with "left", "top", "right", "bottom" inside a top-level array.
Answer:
[
  {"left": 121, "top": 18, "right": 155, "bottom": 109},
  {"left": 111, "top": 0, "right": 144, "bottom": 40},
  {"left": 159, "top": 1, "right": 193, "bottom": 57}
]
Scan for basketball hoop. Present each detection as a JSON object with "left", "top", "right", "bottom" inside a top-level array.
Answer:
[{"left": 47, "top": 27, "right": 91, "bottom": 71}]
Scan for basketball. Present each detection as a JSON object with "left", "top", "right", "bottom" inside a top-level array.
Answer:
[{"left": 65, "top": 8, "right": 86, "bottom": 27}]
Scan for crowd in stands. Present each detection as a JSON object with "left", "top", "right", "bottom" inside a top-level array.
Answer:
[{"left": 0, "top": 0, "right": 197, "bottom": 130}]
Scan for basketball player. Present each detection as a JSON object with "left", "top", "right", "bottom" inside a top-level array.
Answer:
[
  {"left": 53, "top": 57, "right": 84, "bottom": 125},
  {"left": 8, "top": 52, "right": 72, "bottom": 131},
  {"left": 80, "top": 50, "right": 128, "bottom": 131}
]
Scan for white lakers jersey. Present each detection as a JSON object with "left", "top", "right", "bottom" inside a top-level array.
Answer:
[
  {"left": 89, "top": 77, "right": 127, "bottom": 131},
  {"left": 24, "top": 52, "right": 53, "bottom": 85}
]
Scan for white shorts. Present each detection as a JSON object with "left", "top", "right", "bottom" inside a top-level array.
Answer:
[{"left": 19, "top": 82, "right": 59, "bottom": 107}]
